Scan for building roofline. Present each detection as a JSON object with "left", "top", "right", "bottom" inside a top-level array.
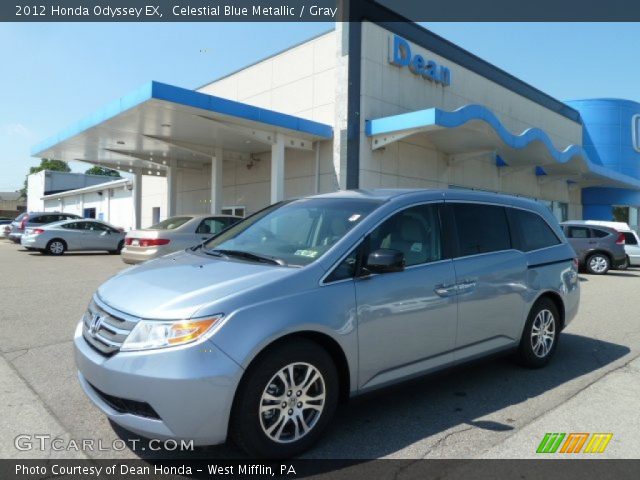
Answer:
[
  {"left": 41, "top": 178, "right": 130, "bottom": 200},
  {"left": 193, "top": 28, "right": 335, "bottom": 91}
]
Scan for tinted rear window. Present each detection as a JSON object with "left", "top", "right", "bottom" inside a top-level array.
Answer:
[
  {"left": 453, "top": 203, "right": 511, "bottom": 256},
  {"left": 507, "top": 208, "right": 560, "bottom": 252},
  {"left": 591, "top": 228, "right": 610, "bottom": 238},
  {"left": 623, "top": 232, "right": 638, "bottom": 245}
]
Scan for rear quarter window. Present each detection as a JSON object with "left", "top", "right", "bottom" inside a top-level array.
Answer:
[
  {"left": 591, "top": 228, "right": 610, "bottom": 238},
  {"left": 507, "top": 208, "right": 560, "bottom": 252}
]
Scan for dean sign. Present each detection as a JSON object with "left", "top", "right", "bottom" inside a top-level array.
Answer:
[{"left": 388, "top": 35, "right": 451, "bottom": 87}]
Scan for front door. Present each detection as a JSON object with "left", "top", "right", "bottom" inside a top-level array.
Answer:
[
  {"left": 449, "top": 202, "right": 528, "bottom": 361},
  {"left": 355, "top": 203, "right": 458, "bottom": 391}
]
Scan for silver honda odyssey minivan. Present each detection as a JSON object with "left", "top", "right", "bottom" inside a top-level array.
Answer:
[{"left": 74, "top": 189, "right": 580, "bottom": 457}]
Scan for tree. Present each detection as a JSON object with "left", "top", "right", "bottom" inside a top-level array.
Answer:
[
  {"left": 21, "top": 158, "right": 71, "bottom": 197},
  {"left": 85, "top": 166, "right": 121, "bottom": 178}
]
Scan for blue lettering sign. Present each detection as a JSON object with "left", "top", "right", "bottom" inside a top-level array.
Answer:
[{"left": 388, "top": 35, "right": 451, "bottom": 87}]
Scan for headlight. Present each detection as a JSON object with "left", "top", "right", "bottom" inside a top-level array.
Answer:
[{"left": 120, "top": 315, "right": 222, "bottom": 352}]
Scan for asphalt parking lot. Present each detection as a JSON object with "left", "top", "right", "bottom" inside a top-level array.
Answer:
[{"left": 1, "top": 239, "right": 639, "bottom": 460}]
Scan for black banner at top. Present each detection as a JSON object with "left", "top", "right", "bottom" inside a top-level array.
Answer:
[{"left": 3, "top": 0, "right": 640, "bottom": 22}]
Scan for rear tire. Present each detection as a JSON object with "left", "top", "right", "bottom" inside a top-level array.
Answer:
[
  {"left": 109, "top": 240, "right": 124, "bottom": 254},
  {"left": 230, "top": 339, "right": 339, "bottom": 458},
  {"left": 516, "top": 297, "right": 560, "bottom": 369},
  {"left": 585, "top": 253, "right": 610, "bottom": 275},
  {"left": 46, "top": 239, "right": 66, "bottom": 256}
]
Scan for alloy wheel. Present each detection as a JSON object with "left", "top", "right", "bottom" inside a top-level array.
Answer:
[
  {"left": 531, "top": 309, "right": 555, "bottom": 358},
  {"left": 589, "top": 255, "right": 608, "bottom": 273},
  {"left": 258, "top": 362, "right": 326, "bottom": 444},
  {"left": 49, "top": 241, "right": 64, "bottom": 254}
]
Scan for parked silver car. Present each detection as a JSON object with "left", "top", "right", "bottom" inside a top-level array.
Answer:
[
  {"left": 121, "top": 214, "right": 241, "bottom": 264},
  {"left": 0, "top": 218, "right": 12, "bottom": 238},
  {"left": 74, "top": 189, "right": 580, "bottom": 457},
  {"left": 21, "top": 219, "right": 126, "bottom": 255},
  {"left": 8, "top": 211, "right": 81, "bottom": 243}
]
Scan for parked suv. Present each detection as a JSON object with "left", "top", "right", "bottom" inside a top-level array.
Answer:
[
  {"left": 74, "top": 189, "right": 580, "bottom": 458},
  {"left": 561, "top": 221, "right": 627, "bottom": 274},
  {"left": 579, "top": 220, "right": 640, "bottom": 269},
  {"left": 9, "top": 212, "right": 81, "bottom": 244}
]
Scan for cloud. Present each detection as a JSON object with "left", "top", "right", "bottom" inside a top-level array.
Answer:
[{"left": 2, "top": 123, "right": 33, "bottom": 138}]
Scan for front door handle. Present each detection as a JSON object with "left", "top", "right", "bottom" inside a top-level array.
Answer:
[{"left": 434, "top": 284, "right": 457, "bottom": 297}]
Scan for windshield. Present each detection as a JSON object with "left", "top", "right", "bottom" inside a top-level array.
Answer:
[
  {"left": 204, "top": 198, "right": 382, "bottom": 267},
  {"left": 147, "top": 216, "right": 193, "bottom": 230}
]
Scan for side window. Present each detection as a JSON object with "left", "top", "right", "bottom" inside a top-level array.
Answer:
[
  {"left": 591, "top": 228, "right": 609, "bottom": 238},
  {"left": 623, "top": 232, "right": 638, "bottom": 245},
  {"left": 368, "top": 204, "right": 442, "bottom": 267},
  {"left": 453, "top": 203, "right": 510, "bottom": 256},
  {"left": 197, "top": 218, "right": 226, "bottom": 235},
  {"left": 566, "top": 226, "right": 590, "bottom": 239},
  {"left": 61, "top": 222, "right": 77, "bottom": 230},
  {"left": 88, "top": 222, "right": 109, "bottom": 231},
  {"left": 507, "top": 208, "right": 560, "bottom": 252},
  {"left": 31, "top": 216, "right": 47, "bottom": 224}
]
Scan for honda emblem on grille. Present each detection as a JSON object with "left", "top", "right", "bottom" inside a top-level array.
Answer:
[{"left": 89, "top": 312, "right": 103, "bottom": 336}]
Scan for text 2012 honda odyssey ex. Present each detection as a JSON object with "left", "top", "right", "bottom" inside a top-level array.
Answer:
[{"left": 74, "top": 189, "right": 580, "bottom": 457}]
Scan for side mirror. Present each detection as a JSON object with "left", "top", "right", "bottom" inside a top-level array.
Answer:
[{"left": 365, "top": 248, "right": 405, "bottom": 274}]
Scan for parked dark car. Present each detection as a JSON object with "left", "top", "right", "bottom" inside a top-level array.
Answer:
[
  {"left": 8, "top": 212, "right": 82, "bottom": 244},
  {"left": 561, "top": 222, "right": 627, "bottom": 274}
]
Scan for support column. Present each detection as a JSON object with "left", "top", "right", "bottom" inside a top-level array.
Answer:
[
  {"left": 211, "top": 147, "right": 223, "bottom": 214},
  {"left": 106, "top": 187, "right": 111, "bottom": 223},
  {"left": 167, "top": 159, "right": 178, "bottom": 217},
  {"left": 134, "top": 171, "right": 142, "bottom": 229},
  {"left": 271, "top": 134, "right": 285, "bottom": 203}
]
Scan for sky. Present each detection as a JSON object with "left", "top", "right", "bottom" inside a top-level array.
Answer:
[{"left": 2, "top": 22, "right": 640, "bottom": 191}]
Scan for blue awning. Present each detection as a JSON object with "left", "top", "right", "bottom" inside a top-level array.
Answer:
[
  {"left": 365, "top": 104, "right": 640, "bottom": 190},
  {"left": 32, "top": 81, "right": 333, "bottom": 174}
]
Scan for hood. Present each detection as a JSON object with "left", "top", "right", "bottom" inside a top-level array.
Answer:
[{"left": 97, "top": 250, "right": 297, "bottom": 319}]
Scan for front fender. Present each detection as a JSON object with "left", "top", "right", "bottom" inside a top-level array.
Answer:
[{"left": 209, "top": 280, "right": 359, "bottom": 393}]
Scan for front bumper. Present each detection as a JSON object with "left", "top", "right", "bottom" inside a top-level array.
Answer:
[
  {"left": 612, "top": 255, "right": 629, "bottom": 269},
  {"left": 74, "top": 322, "right": 244, "bottom": 445}
]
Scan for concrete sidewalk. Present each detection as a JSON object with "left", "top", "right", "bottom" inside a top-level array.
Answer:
[
  {"left": 481, "top": 356, "right": 640, "bottom": 458},
  {"left": 0, "top": 355, "right": 86, "bottom": 459}
]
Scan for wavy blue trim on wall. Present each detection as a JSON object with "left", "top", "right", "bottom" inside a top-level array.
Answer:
[{"left": 365, "top": 104, "right": 640, "bottom": 190}]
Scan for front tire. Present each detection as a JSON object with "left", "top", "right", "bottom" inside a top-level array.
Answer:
[
  {"left": 231, "top": 339, "right": 339, "bottom": 458},
  {"left": 46, "top": 239, "right": 66, "bottom": 256},
  {"left": 585, "top": 253, "right": 610, "bottom": 275},
  {"left": 517, "top": 297, "right": 560, "bottom": 368},
  {"left": 618, "top": 255, "right": 630, "bottom": 270}
]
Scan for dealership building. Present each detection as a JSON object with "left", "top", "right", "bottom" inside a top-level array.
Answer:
[{"left": 31, "top": 20, "right": 640, "bottom": 230}]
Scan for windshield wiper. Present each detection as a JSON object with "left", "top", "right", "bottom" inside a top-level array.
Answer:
[{"left": 207, "top": 249, "right": 286, "bottom": 266}]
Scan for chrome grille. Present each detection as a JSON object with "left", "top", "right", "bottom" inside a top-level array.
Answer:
[{"left": 82, "top": 297, "right": 137, "bottom": 355}]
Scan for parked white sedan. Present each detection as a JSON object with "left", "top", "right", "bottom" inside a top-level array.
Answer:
[
  {"left": 21, "top": 219, "right": 126, "bottom": 255},
  {"left": 121, "top": 214, "right": 242, "bottom": 264}
]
